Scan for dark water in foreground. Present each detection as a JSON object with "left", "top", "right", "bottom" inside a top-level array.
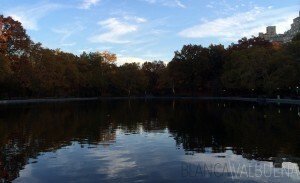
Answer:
[{"left": 0, "top": 100, "right": 300, "bottom": 183}]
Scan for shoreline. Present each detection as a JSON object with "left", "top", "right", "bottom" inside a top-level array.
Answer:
[{"left": 0, "top": 96, "right": 300, "bottom": 105}]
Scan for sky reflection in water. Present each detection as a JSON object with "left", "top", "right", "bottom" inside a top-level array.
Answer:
[
  {"left": 0, "top": 100, "right": 299, "bottom": 183},
  {"left": 15, "top": 130, "right": 300, "bottom": 183}
]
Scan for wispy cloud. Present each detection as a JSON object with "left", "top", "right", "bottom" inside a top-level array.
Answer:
[
  {"left": 79, "top": 0, "right": 100, "bottom": 9},
  {"left": 205, "top": 1, "right": 256, "bottom": 16},
  {"left": 179, "top": 6, "right": 299, "bottom": 42},
  {"left": 52, "top": 28, "right": 73, "bottom": 42},
  {"left": 52, "top": 22, "right": 85, "bottom": 45},
  {"left": 143, "top": 0, "right": 186, "bottom": 8},
  {"left": 61, "top": 42, "right": 77, "bottom": 47},
  {"left": 124, "top": 16, "right": 147, "bottom": 23},
  {"left": 5, "top": 3, "right": 61, "bottom": 31},
  {"left": 89, "top": 17, "right": 146, "bottom": 44}
]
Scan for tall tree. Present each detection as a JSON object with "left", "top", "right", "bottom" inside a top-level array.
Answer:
[
  {"left": 286, "top": 32, "right": 300, "bottom": 62},
  {"left": 142, "top": 61, "right": 166, "bottom": 95},
  {"left": 263, "top": 49, "right": 299, "bottom": 95},
  {"left": 78, "top": 52, "right": 103, "bottom": 96},
  {"left": 222, "top": 47, "right": 271, "bottom": 93},
  {"left": 207, "top": 44, "right": 226, "bottom": 94},
  {"left": 169, "top": 44, "right": 211, "bottom": 95},
  {"left": 0, "top": 15, "right": 31, "bottom": 60},
  {"left": 114, "top": 63, "right": 146, "bottom": 96}
]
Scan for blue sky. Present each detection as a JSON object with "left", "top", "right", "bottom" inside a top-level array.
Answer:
[{"left": 1, "top": 0, "right": 299, "bottom": 65}]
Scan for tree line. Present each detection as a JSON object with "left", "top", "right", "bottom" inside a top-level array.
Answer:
[{"left": 1, "top": 14, "right": 300, "bottom": 98}]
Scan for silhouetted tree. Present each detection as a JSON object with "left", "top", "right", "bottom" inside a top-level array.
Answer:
[
  {"left": 114, "top": 63, "right": 146, "bottom": 96},
  {"left": 142, "top": 61, "right": 166, "bottom": 95}
]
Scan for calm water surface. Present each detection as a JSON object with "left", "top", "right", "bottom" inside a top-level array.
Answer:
[{"left": 0, "top": 100, "right": 300, "bottom": 183}]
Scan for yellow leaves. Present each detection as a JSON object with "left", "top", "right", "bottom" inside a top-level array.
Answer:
[{"left": 96, "top": 51, "right": 117, "bottom": 64}]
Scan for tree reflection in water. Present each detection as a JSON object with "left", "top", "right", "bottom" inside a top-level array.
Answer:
[{"left": 0, "top": 100, "right": 299, "bottom": 182}]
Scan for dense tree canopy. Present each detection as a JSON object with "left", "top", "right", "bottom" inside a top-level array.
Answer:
[
  {"left": 0, "top": 14, "right": 300, "bottom": 99},
  {"left": 0, "top": 15, "right": 31, "bottom": 60},
  {"left": 142, "top": 61, "right": 166, "bottom": 95}
]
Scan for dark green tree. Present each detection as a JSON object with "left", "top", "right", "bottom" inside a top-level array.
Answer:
[
  {"left": 114, "top": 63, "right": 146, "bottom": 96},
  {"left": 142, "top": 61, "right": 166, "bottom": 95},
  {"left": 168, "top": 44, "right": 211, "bottom": 95}
]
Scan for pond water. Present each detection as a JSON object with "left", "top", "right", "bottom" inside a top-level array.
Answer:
[{"left": 0, "top": 99, "right": 300, "bottom": 183}]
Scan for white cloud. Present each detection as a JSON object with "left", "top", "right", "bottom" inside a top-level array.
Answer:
[
  {"left": 174, "top": 0, "right": 186, "bottom": 8},
  {"left": 78, "top": 48, "right": 93, "bottom": 54},
  {"left": 79, "top": 0, "right": 100, "bottom": 9},
  {"left": 116, "top": 57, "right": 146, "bottom": 66},
  {"left": 89, "top": 18, "right": 140, "bottom": 43},
  {"left": 142, "top": 52, "right": 164, "bottom": 61},
  {"left": 5, "top": 3, "right": 61, "bottom": 31},
  {"left": 179, "top": 6, "right": 299, "bottom": 42},
  {"left": 143, "top": 0, "right": 186, "bottom": 8}
]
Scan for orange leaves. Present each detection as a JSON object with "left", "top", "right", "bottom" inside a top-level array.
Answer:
[
  {"left": 101, "top": 51, "right": 117, "bottom": 64},
  {"left": 0, "top": 15, "right": 31, "bottom": 58}
]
